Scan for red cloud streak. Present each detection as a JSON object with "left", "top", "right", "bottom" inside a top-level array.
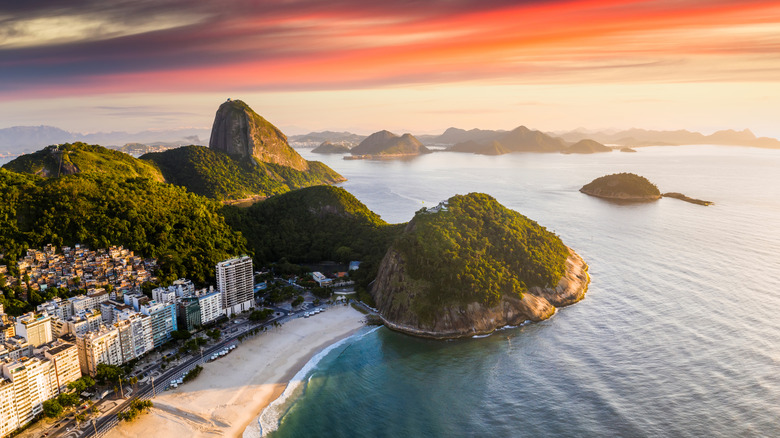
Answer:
[{"left": 2, "top": 0, "right": 780, "bottom": 100}]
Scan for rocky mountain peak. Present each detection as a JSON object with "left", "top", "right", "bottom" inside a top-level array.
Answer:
[{"left": 208, "top": 99, "right": 308, "bottom": 171}]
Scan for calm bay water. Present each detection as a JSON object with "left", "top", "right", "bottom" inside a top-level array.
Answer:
[{"left": 264, "top": 146, "right": 780, "bottom": 438}]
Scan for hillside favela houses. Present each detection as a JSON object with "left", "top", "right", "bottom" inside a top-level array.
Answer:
[{"left": 0, "top": 245, "right": 254, "bottom": 437}]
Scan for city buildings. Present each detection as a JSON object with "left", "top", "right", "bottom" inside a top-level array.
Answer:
[
  {"left": 75, "top": 325, "right": 123, "bottom": 376},
  {"left": 177, "top": 298, "right": 201, "bottom": 332},
  {"left": 14, "top": 313, "right": 52, "bottom": 347},
  {"left": 140, "top": 301, "right": 177, "bottom": 348},
  {"left": 38, "top": 340, "right": 81, "bottom": 393},
  {"left": 196, "top": 287, "right": 223, "bottom": 326},
  {"left": 9, "top": 245, "right": 155, "bottom": 295},
  {"left": 216, "top": 256, "right": 254, "bottom": 317}
]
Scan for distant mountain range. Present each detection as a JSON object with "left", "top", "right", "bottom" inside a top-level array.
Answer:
[
  {"left": 555, "top": 128, "right": 780, "bottom": 148},
  {"left": 0, "top": 125, "right": 209, "bottom": 155},
  {"left": 289, "top": 131, "right": 366, "bottom": 147},
  {"left": 350, "top": 131, "right": 430, "bottom": 157},
  {"left": 4, "top": 123, "right": 778, "bottom": 159}
]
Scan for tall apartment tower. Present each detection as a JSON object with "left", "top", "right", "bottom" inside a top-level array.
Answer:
[
  {"left": 216, "top": 256, "right": 254, "bottom": 317},
  {"left": 14, "top": 312, "right": 53, "bottom": 347}
]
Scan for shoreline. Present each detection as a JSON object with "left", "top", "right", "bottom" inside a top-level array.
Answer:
[
  {"left": 251, "top": 324, "right": 379, "bottom": 437},
  {"left": 104, "top": 305, "right": 367, "bottom": 438},
  {"left": 377, "top": 248, "right": 590, "bottom": 339}
]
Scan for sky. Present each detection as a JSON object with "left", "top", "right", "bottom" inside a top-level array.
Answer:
[{"left": 1, "top": 0, "right": 780, "bottom": 137}]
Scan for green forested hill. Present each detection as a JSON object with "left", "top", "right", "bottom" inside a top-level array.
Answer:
[
  {"left": 222, "top": 185, "right": 402, "bottom": 266},
  {"left": 142, "top": 145, "right": 345, "bottom": 201},
  {"left": 0, "top": 169, "right": 247, "bottom": 286},
  {"left": 580, "top": 172, "right": 661, "bottom": 199},
  {"left": 2, "top": 142, "right": 164, "bottom": 181},
  {"left": 378, "top": 193, "right": 570, "bottom": 321}
]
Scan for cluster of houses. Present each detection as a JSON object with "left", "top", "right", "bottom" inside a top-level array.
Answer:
[
  {"left": 0, "top": 244, "right": 155, "bottom": 297},
  {"left": 0, "top": 245, "right": 256, "bottom": 437}
]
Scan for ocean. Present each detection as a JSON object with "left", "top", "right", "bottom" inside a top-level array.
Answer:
[{"left": 261, "top": 145, "right": 780, "bottom": 437}]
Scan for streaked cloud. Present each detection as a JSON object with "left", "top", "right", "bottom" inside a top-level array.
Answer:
[{"left": 1, "top": 1, "right": 779, "bottom": 135}]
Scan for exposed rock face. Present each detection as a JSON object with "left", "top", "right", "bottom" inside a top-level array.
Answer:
[
  {"left": 350, "top": 130, "right": 430, "bottom": 156},
  {"left": 369, "top": 193, "right": 589, "bottom": 339},
  {"left": 208, "top": 99, "right": 308, "bottom": 171},
  {"left": 373, "top": 248, "right": 589, "bottom": 338}
]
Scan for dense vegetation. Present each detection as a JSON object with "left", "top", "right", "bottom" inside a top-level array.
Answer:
[
  {"left": 0, "top": 169, "right": 247, "bottom": 290},
  {"left": 2, "top": 142, "right": 163, "bottom": 181},
  {"left": 581, "top": 172, "right": 660, "bottom": 197},
  {"left": 142, "top": 145, "right": 343, "bottom": 200},
  {"left": 117, "top": 399, "right": 153, "bottom": 422},
  {"left": 389, "top": 193, "right": 570, "bottom": 321},
  {"left": 223, "top": 185, "right": 403, "bottom": 266}
]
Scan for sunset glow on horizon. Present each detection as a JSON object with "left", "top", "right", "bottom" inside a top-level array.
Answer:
[{"left": 2, "top": 0, "right": 780, "bottom": 136}]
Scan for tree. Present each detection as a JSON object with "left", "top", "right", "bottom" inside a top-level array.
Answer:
[
  {"left": 43, "top": 399, "right": 63, "bottom": 418},
  {"left": 95, "top": 363, "right": 124, "bottom": 385},
  {"left": 171, "top": 329, "right": 191, "bottom": 341},
  {"left": 57, "top": 392, "right": 80, "bottom": 407},
  {"left": 291, "top": 295, "right": 304, "bottom": 307},
  {"left": 67, "top": 375, "right": 95, "bottom": 393}
]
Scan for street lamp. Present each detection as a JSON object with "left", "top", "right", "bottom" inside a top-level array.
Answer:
[{"left": 151, "top": 376, "right": 156, "bottom": 397}]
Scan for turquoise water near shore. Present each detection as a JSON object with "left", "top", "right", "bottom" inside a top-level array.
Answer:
[{"left": 264, "top": 145, "right": 780, "bottom": 438}]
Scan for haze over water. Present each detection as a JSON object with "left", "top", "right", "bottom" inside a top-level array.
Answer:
[{"left": 267, "top": 146, "right": 780, "bottom": 437}]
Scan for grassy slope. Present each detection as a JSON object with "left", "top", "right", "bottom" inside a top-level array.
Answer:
[
  {"left": 142, "top": 145, "right": 344, "bottom": 201},
  {"left": 2, "top": 143, "right": 164, "bottom": 181}
]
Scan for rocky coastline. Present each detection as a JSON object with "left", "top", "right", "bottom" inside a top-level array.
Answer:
[
  {"left": 374, "top": 248, "right": 590, "bottom": 339},
  {"left": 579, "top": 186, "right": 662, "bottom": 201}
]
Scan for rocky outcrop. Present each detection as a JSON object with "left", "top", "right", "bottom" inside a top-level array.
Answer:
[
  {"left": 373, "top": 248, "right": 589, "bottom": 339},
  {"left": 208, "top": 99, "right": 309, "bottom": 171},
  {"left": 350, "top": 130, "right": 430, "bottom": 156},
  {"left": 662, "top": 192, "right": 713, "bottom": 206}
]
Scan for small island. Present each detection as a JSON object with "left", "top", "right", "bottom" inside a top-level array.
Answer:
[
  {"left": 370, "top": 193, "right": 589, "bottom": 338},
  {"left": 312, "top": 141, "right": 351, "bottom": 154},
  {"left": 620, "top": 147, "right": 637, "bottom": 153},
  {"left": 348, "top": 130, "right": 430, "bottom": 159},
  {"left": 561, "top": 139, "right": 612, "bottom": 154},
  {"left": 580, "top": 173, "right": 661, "bottom": 201},
  {"left": 581, "top": 173, "right": 712, "bottom": 206}
]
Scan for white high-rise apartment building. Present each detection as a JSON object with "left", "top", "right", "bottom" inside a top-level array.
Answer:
[
  {"left": 216, "top": 256, "right": 254, "bottom": 317},
  {"left": 75, "top": 326, "right": 123, "bottom": 376},
  {"left": 14, "top": 312, "right": 52, "bottom": 347},
  {"left": 115, "top": 312, "right": 154, "bottom": 361},
  {"left": 196, "top": 288, "right": 224, "bottom": 325},
  {"left": 40, "top": 340, "right": 82, "bottom": 393},
  {"left": 1, "top": 357, "right": 57, "bottom": 427}
]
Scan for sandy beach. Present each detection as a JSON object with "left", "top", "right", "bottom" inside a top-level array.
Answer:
[{"left": 105, "top": 305, "right": 366, "bottom": 438}]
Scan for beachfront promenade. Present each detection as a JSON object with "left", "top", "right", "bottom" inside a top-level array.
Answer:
[
  {"left": 90, "top": 304, "right": 366, "bottom": 438},
  {"left": 50, "top": 311, "right": 280, "bottom": 438}
]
